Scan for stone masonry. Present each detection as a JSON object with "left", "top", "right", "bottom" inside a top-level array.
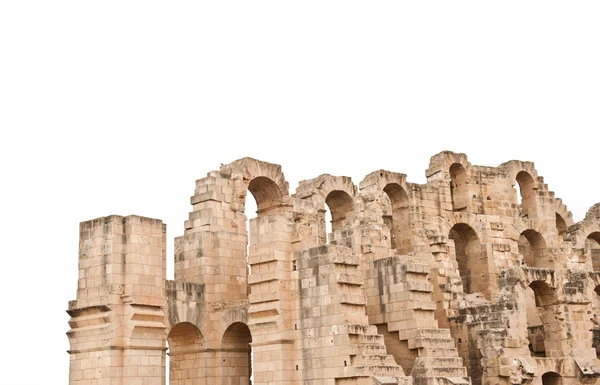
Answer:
[{"left": 66, "top": 151, "right": 600, "bottom": 385}]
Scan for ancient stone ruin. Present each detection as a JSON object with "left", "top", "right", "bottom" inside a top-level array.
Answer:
[{"left": 66, "top": 151, "right": 600, "bottom": 385}]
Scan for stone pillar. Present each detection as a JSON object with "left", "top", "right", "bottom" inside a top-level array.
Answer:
[
  {"left": 175, "top": 171, "right": 248, "bottom": 304},
  {"left": 67, "top": 215, "right": 167, "bottom": 385}
]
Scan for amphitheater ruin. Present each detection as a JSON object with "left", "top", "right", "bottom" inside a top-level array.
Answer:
[{"left": 66, "top": 151, "right": 600, "bottom": 385}]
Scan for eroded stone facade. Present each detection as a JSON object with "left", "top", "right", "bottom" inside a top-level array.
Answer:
[{"left": 66, "top": 151, "right": 600, "bottom": 385}]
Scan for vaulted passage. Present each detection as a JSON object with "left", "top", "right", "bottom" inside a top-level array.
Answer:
[
  {"left": 325, "top": 190, "right": 354, "bottom": 241},
  {"left": 527, "top": 281, "right": 559, "bottom": 358},
  {"left": 167, "top": 322, "right": 203, "bottom": 385},
  {"left": 449, "top": 223, "right": 489, "bottom": 298},
  {"left": 542, "top": 372, "right": 562, "bottom": 385},
  {"left": 382, "top": 183, "right": 409, "bottom": 252},
  {"left": 518, "top": 230, "right": 548, "bottom": 268},
  {"left": 221, "top": 322, "right": 253, "bottom": 385},
  {"left": 248, "top": 176, "right": 284, "bottom": 215},
  {"left": 525, "top": 286, "right": 545, "bottom": 357}
]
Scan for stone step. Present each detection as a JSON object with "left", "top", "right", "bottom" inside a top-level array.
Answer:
[
  {"left": 406, "top": 280, "right": 433, "bottom": 292},
  {"left": 345, "top": 324, "right": 379, "bottom": 335},
  {"left": 418, "top": 347, "right": 460, "bottom": 358},
  {"left": 436, "top": 376, "right": 471, "bottom": 385},
  {"left": 409, "top": 337, "right": 456, "bottom": 350},
  {"left": 337, "top": 272, "right": 363, "bottom": 286},
  {"left": 356, "top": 364, "right": 405, "bottom": 378},
  {"left": 350, "top": 334, "right": 385, "bottom": 345},
  {"left": 351, "top": 354, "right": 398, "bottom": 366},
  {"left": 413, "top": 357, "right": 464, "bottom": 368},
  {"left": 372, "top": 376, "right": 401, "bottom": 385},
  {"left": 388, "top": 319, "right": 438, "bottom": 333},
  {"left": 352, "top": 343, "right": 388, "bottom": 355},
  {"left": 398, "top": 328, "right": 451, "bottom": 341},
  {"left": 412, "top": 365, "right": 468, "bottom": 378}
]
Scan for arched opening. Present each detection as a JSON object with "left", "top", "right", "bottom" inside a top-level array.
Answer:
[
  {"left": 449, "top": 163, "right": 468, "bottom": 211},
  {"left": 585, "top": 232, "right": 600, "bottom": 271},
  {"left": 448, "top": 223, "right": 489, "bottom": 298},
  {"left": 527, "top": 281, "right": 558, "bottom": 358},
  {"left": 529, "top": 281, "right": 556, "bottom": 308},
  {"left": 167, "top": 322, "right": 203, "bottom": 385},
  {"left": 541, "top": 372, "right": 562, "bottom": 385},
  {"left": 515, "top": 171, "right": 535, "bottom": 218},
  {"left": 382, "top": 183, "right": 409, "bottom": 251},
  {"left": 247, "top": 176, "right": 284, "bottom": 215},
  {"left": 525, "top": 286, "right": 545, "bottom": 357},
  {"left": 221, "top": 322, "right": 253, "bottom": 385},
  {"left": 518, "top": 230, "right": 548, "bottom": 268},
  {"left": 245, "top": 191, "right": 258, "bottom": 281},
  {"left": 246, "top": 176, "right": 283, "bottom": 285},
  {"left": 325, "top": 190, "right": 354, "bottom": 243},
  {"left": 555, "top": 214, "right": 568, "bottom": 241}
]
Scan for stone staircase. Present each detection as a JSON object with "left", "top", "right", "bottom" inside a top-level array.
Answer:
[
  {"left": 347, "top": 325, "right": 406, "bottom": 378},
  {"left": 297, "top": 245, "right": 411, "bottom": 385},
  {"left": 366, "top": 255, "right": 471, "bottom": 385}
]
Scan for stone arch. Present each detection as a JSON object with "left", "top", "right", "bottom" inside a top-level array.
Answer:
[
  {"left": 541, "top": 372, "right": 562, "bottom": 385},
  {"left": 167, "top": 321, "right": 204, "bottom": 353},
  {"left": 586, "top": 232, "right": 600, "bottom": 271},
  {"left": 498, "top": 160, "right": 540, "bottom": 185},
  {"left": 524, "top": 282, "right": 545, "bottom": 357},
  {"left": 297, "top": 174, "right": 357, "bottom": 243},
  {"left": 382, "top": 183, "right": 409, "bottom": 251},
  {"left": 215, "top": 308, "right": 250, "bottom": 344},
  {"left": 310, "top": 174, "right": 357, "bottom": 205},
  {"left": 222, "top": 157, "right": 291, "bottom": 218},
  {"left": 518, "top": 230, "right": 549, "bottom": 268},
  {"left": 221, "top": 322, "right": 253, "bottom": 385},
  {"left": 498, "top": 161, "right": 540, "bottom": 218},
  {"left": 449, "top": 163, "right": 469, "bottom": 211},
  {"left": 516, "top": 171, "right": 536, "bottom": 218},
  {"left": 426, "top": 151, "right": 470, "bottom": 183},
  {"left": 553, "top": 199, "right": 574, "bottom": 229},
  {"left": 221, "top": 159, "right": 295, "bottom": 303},
  {"left": 526, "top": 281, "right": 559, "bottom": 358},
  {"left": 359, "top": 170, "right": 409, "bottom": 195},
  {"left": 449, "top": 223, "right": 489, "bottom": 298},
  {"left": 325, "top": 190, "right": 355, "bottom": 233},
  {"left": 529, "top": 280, "right": 558, "bottom": 307},
  {"left": 167, "top": 322, "right": 204, "bottom": 385},
  {"left": 555, "top": 213, "right": 568, "bottom": 241},
  {"left": 569, "top": 222, "right": 600, "bottom": 249},
  {"left": 225, "top": 157, "right": 289, "bottom": 196},
  {"left": 358, "top": 170, "right": 412, "bottom": 251},
  {"left": 247, "top": 176, "right": 285, "bottom": 215}
]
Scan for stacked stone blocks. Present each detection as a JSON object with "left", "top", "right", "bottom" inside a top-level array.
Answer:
[{"left": 67, "top": 151, "right": 600, "bottom": 385}]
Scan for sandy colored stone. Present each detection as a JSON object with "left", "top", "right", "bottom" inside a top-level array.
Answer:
[{"left": 67, "top": 151, "right": 600, "bottom": 385}]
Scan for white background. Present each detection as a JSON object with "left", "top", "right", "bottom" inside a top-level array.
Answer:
[{"left": 1, "top": 1, "right": 599, "bottom": 384}]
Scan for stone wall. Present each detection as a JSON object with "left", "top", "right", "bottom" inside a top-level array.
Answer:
[{"left": 66, "top": 151, "right": 600, "bottom": 385}]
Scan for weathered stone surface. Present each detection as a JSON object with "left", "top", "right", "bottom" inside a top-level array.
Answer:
[{"left": 66, "top": 151, "right": 600, "bottom": 385}]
